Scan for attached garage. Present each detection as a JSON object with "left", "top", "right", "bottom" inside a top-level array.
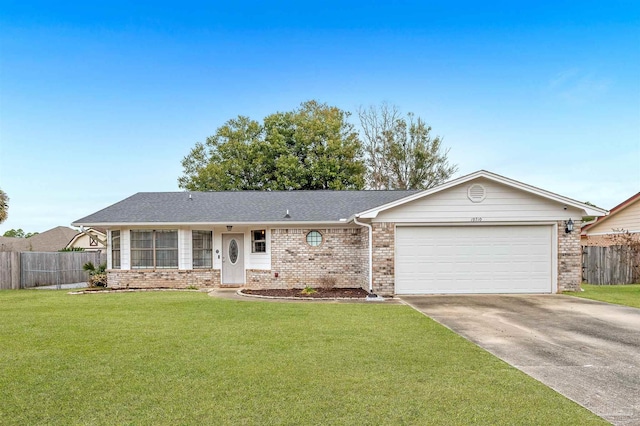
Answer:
[
  {"left": 356, "top": 171, "right": 606, "bottom": 295},
  {"left": 395, "top": 225, "right": 554, "bottom": 294}
]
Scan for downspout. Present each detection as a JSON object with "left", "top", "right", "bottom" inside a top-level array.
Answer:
[{"left": 353, "top": 216, "right": 375, "bottom": 296}]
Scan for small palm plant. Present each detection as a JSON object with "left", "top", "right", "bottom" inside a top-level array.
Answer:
[{"left": 83, "top": 262, "right": 107, "bottom": 287}]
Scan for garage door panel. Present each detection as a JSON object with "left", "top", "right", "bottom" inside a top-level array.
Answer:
[{"left": 395, "top": 225, "right": 552, "bottom": 294}]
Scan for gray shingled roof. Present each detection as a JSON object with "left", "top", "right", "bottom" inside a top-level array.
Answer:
[
  {"left": 0, "top": 226, "right": 80, "bottom": 252},
  {"left": 72, "top": 191, "right": 419, "bottom": 225}
]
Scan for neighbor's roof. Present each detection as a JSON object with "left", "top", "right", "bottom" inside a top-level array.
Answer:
[
  {"left": 0, "top": 226, "right": 80, "bottom": 252},
  {"left": 72, "top": 190, "right": 419, "bottom": 226},
  {"left": 581, "top": 191, "right": 640, "bottom": 235}
]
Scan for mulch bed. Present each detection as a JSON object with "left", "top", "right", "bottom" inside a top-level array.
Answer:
[{"left": 241, "top": 288, "right": 369, "bottom": 299}]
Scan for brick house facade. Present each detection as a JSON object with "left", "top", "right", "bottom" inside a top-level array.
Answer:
[
  {"left": 75, "top": 171, "right": 606, "bottom": 295},
  {"left": 107, "top": 219, "right": 586, "bottom": 295}
]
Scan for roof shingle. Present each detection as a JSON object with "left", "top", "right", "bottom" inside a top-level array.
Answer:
[{"left": 72, "top": 191, "right": 419, "bottom": 225}]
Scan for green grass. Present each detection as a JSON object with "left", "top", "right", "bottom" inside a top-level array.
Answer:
[
  {"left": 569, "top": 284, "right": 640, "bottom": 308},
  {"left": 0, "top": 291, "right": 604, "bottom": 425}
]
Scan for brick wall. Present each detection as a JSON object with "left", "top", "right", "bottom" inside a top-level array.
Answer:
[
  {"left": 106, "top": 228, "right": 367, "bottom": 290},
  {"left": 558, "top": 220, "right": 582, "bottom": 292},
  {"left": 371, "top": 222, "right": 395, "bottom": 296},
  {"left": 108, "top": 269, "right": 220, "bottom": 289},
  {"left": 107, "top": 222, "right": 584, "bottom": 294},
  {"left": 247, "top": 228, "right": 368, "bottom": 289},
  {"left": 581, "top": 234, "right": 617, "bottom": 247}
]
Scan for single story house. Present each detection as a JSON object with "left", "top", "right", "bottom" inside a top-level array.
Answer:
[
  {"left": 581, "top": 192, "right": 640, "bottom": 247},
  {"left": 72, "top": 170, "right": 606, "bottom": 295}
]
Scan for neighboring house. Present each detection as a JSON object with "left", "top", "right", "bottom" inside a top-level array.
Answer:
[
  {"left": 0, "top": 226, "right": 79, "bottom": 252},
  {"left": 72, "top": 170, "right": 606, "bottom": 296},
  {"left": 0, "top": 236, "right": 23, "bottom": 251},
  {"left": 65, "top": 227, "right": 107, "bottom": 252},
  {"left": 581, "top": 192, "right": 640, "bottom": 247}
]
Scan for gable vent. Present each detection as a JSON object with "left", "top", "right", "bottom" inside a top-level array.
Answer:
[{"left": 467, "top": 184, "right": 486, "bottom": 203}]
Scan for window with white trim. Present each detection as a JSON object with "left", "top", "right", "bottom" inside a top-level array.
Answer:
[
  {"left": 111, "top": 230, "right": 121, "bottom": 269},
  {"left": 252, "top": 229, "right": 266, "bottom": 253},
  {"left": 192, "top": 230, "right": 213, "bottom": 269},
  {"left": 130, "top": 230, "right": 178, "bottom": 269}
]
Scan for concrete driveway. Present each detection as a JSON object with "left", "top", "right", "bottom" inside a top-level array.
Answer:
[{"left": 400, "top": 295, "right": 640, "bottom": 426}]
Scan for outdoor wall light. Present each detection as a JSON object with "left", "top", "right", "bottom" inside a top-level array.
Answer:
[
  {"left": 226, "top": 225, "right": 233, "bottom": 231},
  {"left": 565, "top": 219, "right": 574, "bottom": 234}
]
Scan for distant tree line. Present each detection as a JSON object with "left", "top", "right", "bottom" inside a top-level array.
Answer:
[
  {"left": 3, "top": 229, "right": 39, "bottom": 238},
  {"left": 179, "top": 100, "right": 457, "bottom": 191}
]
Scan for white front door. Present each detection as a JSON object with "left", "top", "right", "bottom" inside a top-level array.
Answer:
[
  {"left": 395, "top": 225, "right": 553, "bottom": 294},
  {"left": 222, "top": 233, "right": 244, "bottom": 285}
]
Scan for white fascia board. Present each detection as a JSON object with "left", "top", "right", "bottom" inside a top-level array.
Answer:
[
  {"left": 355, "top": 170, "right": 609, "bottom": 219},
  {"left": 65, "top": 233, "right": 83, "bottom": 248},
  {"left": 478, "top": 171, "right": 609, "bottom": 216}
]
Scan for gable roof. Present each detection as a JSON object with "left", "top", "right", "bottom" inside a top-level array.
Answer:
[
  {"left": 72, "top": 190, "right": 419, "bottom": 226},
  {"left": 355, "top": 170, "right": 608, "bottom": 219},
  {"left": 581, "top": 192, "right": 640, "bottom": 235},
  {"left": 66, "top": 227, "right": 107, "bottom": 249},
  {"left": 0, "top": 226, "right": 80, "bottom": 252}
]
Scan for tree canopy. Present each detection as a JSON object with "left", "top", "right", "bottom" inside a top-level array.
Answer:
[
  {"left": 358, "top": 103, "right": 457, "bottom": 190},
  {"left": 3, "top": 229, "right": 39, "bottom": 238},
  {"left": 179, "top": 100, "right": 457, "bottom": 192},
  {"left": 179, "top": 101, "right": 366, "bottom": 191},
  {"left": 0, "top": 189, "right": 8, "bottom": 224}
]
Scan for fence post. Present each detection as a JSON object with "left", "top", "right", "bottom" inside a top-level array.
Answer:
[
  {"left": 11, "top": 252, "right": 21, "bottom": 289},
  {"left": 55, "top": 254, "right": 61, "bottom": 290}
]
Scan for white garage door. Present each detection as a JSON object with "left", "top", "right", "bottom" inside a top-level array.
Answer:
[{"left": 395, "top": 225, "right": 553, "bottom": 294}]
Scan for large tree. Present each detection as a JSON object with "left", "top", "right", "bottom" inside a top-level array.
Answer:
[
  {"left": 0, "top": 189, "right": 7, "bottom": 224},
  {"left": 358, "top": 103, "right": 457, "bottom": 190},
  {"left": 179, "top": 101, "right": 365, "bottom": 191}
]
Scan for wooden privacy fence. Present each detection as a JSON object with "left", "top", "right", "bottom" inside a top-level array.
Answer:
[
  {"left": 0, "top": 252, "right": 20, "bottom": 289},
  {"left": 582, "top": 245, "right": 639, "bottom": 285},
  {"left": 0, "top": 251, "right": 106, "bottom": 289}
]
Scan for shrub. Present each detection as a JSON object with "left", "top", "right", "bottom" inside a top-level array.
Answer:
[
  {"left": 83, "top": 261, "right": 106, "bottom": 275},
  {"left": 300, "top": 286, "right": 317, "bottom": 295},
  {"left": 611, "top": 230, "right": 640, "bottom": 283},
  {"left": 319, "top": 275, "right": 337, "bottom": 290},
  {"left": 83, "top": 262, "right": 107, "bottom": 288},
  {"left": 88, "top": 273, "right": 107, "bottom": 288}
]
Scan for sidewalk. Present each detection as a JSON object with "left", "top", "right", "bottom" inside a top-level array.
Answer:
[{"left": 34, "top": 282, "right": 88, "bottom": 290}]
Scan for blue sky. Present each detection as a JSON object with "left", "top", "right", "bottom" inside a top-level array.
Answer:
[{"left": 1, "top": 1, "right": 639, "bottom": 233}]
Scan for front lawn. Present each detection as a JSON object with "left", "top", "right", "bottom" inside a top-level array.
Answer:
[
  {"left": 0, "top": 291, "right": 604, "bottom": 425},
  {"left": 570, "top": 284, "right": 640, "bottom": 308}
]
